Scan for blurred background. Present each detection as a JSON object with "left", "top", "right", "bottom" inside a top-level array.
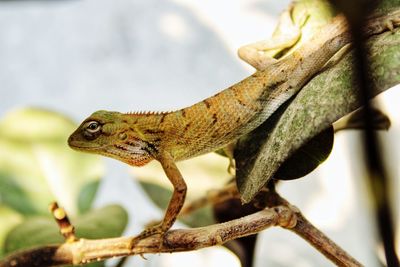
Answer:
[{"left": 0, "top": 0, "right": 398, "bottom": 266}]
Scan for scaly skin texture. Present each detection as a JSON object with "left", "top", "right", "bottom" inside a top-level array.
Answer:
[
  {"left": 68, "top": 9, "right": 400, "bottom": 246},
  {"left": 238, "top": 0, "right": 338, "bottom": 70}
]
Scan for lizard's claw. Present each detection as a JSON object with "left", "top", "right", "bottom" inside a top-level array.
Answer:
[
  {"left": 130, "top": 223, "right": 167, "bottom": 250},
  {"left": 144, "top": 219, "right": 162, "bottom": 228}
]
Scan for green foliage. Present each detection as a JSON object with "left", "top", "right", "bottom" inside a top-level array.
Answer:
[
  {"left": 274, "top": 126, "right": 334, "bottom": 180},
  {"left": 0, "top": 108, "right": 128, "bottom": 260},
  {"left": 139, "top": 181, "right": 172, "bottom": 211},
  {"left": 134, "top": 153, "right": 230, "bottom": 228},
  {"left": 4, "top": 205, "right": 128, "bottom": 254},
  {"left": 0, "top": 108, "right": 104, "bottom": 216},
  {"left": 0, "top": 206, "right": 23, "bottom": 258},
  {"left": 78, "top": 180, "right": 102, "bottom": 214},
  {"left": 140, "top": 181, "right": 215, "bottom": 228}
]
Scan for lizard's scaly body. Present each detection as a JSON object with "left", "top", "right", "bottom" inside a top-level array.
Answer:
[
  {"left": 120, "top": 16, "right": 351, "bottom": 162},
  {"left": 68, "top": 10, "right": 400, "bottom": 244}
]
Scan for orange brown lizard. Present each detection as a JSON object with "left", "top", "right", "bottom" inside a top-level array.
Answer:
[{"left": 68, "top": 8, "right": 400, "bottom": 247}]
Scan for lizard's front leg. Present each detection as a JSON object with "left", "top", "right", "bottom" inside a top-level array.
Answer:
[
  {"left": 238, "top": 4, "right": 305, "bottom": 70},
  {"left": 131, "top": 151, "right": 187, "bottom": 247}
]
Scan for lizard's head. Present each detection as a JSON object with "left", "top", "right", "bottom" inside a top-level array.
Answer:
[{"left": 68, "top": 110, "right": 153, "bottom": 166}]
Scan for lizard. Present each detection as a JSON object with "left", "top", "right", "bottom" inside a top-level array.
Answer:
[{"left": 68, "top": 8, "right": 400, "bottom": 247}]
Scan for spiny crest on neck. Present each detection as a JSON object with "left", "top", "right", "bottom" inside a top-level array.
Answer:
[{"left": 125, "top": 110, "right": 172, "bottom": 116}]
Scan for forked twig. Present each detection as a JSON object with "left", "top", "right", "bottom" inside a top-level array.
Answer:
[
  {"left": 1, "top": 188, "right": 362, "bottom": 267},
  {"left": 0, "top": 204, "right": 294, "bottom": 267}
]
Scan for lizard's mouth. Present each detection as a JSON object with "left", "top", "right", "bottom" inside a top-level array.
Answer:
[
  {"left": 67, "top": 135, "right": 105, "bottom": 152},
  {"left": 68, "top": 143, "right": 105, "bottom": 153},
  {"left": 67, "top": 134, "right": 152, "bottom": 166}
]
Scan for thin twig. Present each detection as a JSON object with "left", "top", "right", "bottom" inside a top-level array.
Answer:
[
  {"left": 266, "top": 190, "right": 363, "bottom": 267},
  {"left": 291, "top": 212, "right": 363, "bottom": 267},
  {"left": 49, "top": 202, "right": 77, "bottom": 243}
]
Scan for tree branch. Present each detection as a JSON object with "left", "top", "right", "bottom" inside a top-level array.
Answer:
[
  {"left": 1, "top": 186, "right": 363, "bottom": 267},
  {"left": 0, "top": 205, "right": 294, "bottom": 267}
]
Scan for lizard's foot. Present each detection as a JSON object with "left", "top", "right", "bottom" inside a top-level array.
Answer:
[
  {"left": 237, "top": 4, "right": 303, "bottom": 71},
  {"left": 130, "top": 223, "right": 168, "bottom": 250},
  {"left": 143, "top": 219, "right": 162, "bottom": 228}
]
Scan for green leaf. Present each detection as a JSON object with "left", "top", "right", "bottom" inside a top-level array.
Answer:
[
  {"left": 78, "top": 180, "right": 101, "bottom": 214},
  {"left": 139, "top": 181, "right": 215, "bottom": 228},
  {"left": 74, "top": 205, "right": 128, "bottom": 240},
  {"left": 369, "top": 0, "right": 400, "bottom": 14},
  {"left": 133, "top": 153, "right": 230, "bottom": 228},
  {"left": 180, "top": 206, "right": 215, "bottom": 228},
  {"left": 333, "top": 106, "right": 391, "bottom": 132},
  {"left": 0, "top": 108, "right": 104, "bottom": 216},
  {"left": 4, "top": 205, "right": 128, "bottom": 256},
  {"left": 139, "top": 181, "right": 172, "bottom": 211},
  {"left": 236, "top": 22, "right": 400, "bottom": 203},
  {"left": 4, "top": 217, "right": 62, "bottom": 253},
  {"left": 274, "top": 126, "right": 334, "bottom": 180},
  {"left": 0, "top": 205, "right": 23, "bottom": 257}
]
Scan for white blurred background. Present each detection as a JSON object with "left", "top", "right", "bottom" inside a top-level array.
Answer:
[{"left": 0, "top": 0, "right": 398, "bottom": 266}]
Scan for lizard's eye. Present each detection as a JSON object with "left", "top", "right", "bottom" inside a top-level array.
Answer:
[{"left": 85, "top": 121, "right": 101, "bottom": 133}]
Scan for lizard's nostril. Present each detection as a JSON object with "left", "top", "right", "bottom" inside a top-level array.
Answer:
[{"left": 67, "top": 134, "right": 75, "bottom": 145}]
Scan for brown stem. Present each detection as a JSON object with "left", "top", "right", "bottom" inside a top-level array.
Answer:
[
  {"left": 290, "top": 212, "right": 363, "bottom": 267},
  {"left": 0, "top": 205, "right": 294, "bottom": 267},
  {"left": 1, "top": 189, "right": 363, "bottom": 267},
  {"left": 183, "top": 185, "right": 363, "bottom": 266},
  {"left": 266, "top": 190, "right": 363, "bottom": 267}
]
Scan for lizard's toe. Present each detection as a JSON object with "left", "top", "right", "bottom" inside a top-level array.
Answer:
[{"left": 130, "top": 223, "right": 167, "bottom": 250}]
